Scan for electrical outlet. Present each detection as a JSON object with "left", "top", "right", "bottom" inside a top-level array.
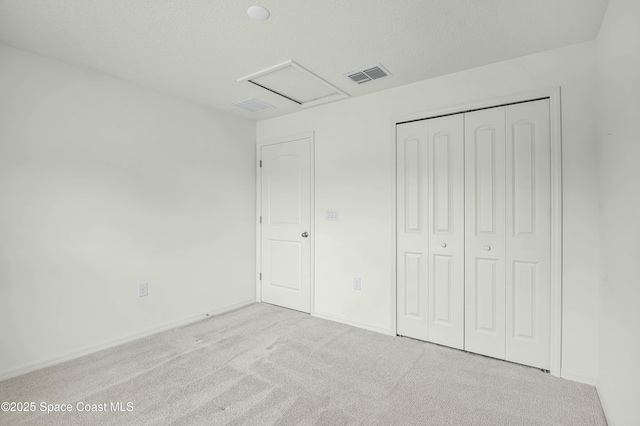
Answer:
[
  {"left": 353, "top": 277, "right": 362, "bottom": 291},
  {"left": 138, "top": 282, "right": 148, "bottom": 297}
]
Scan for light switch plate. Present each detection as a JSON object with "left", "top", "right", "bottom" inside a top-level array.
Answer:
[
  {"left": 353, "top": 277, "right": 362, "bottom": 291},
  {"left": 139, "top": 283, "right": 148, "bottom": 297},
  {"left": 326, "top": 209, "right": 339, "bottom": 221}
]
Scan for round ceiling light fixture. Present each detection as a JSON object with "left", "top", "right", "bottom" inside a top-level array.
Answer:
[{"left": 247, "top": 6, "right": 270, "bottom": 20}]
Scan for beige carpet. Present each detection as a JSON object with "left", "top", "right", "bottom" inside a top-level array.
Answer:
[{"left": 0, "top": 303, "right": 606, "bottom": 425}]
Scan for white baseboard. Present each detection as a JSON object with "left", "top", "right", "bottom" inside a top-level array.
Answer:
[
  {"left": 560, "top": 368, "right": 598, "bottom": 385},
  {"left": 0, "top": 299, "right": 255, "bottom": 382},
  {"left": 596, "top": 383, "right": 614, "bottom": 426},
  {"left": 313, "top": 309, "right": 392, "bottom": 336}
]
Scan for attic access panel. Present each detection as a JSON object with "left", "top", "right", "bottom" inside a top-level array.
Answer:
[{"left": 237, "top": 60, "right": 348, "bottom": 108}]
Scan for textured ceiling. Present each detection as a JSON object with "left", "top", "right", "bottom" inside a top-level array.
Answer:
[{"left": 0, "top": 0, "right": 608, "bottom": 120}]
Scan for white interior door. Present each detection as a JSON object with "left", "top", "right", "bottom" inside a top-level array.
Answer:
[
  {"left": 396, "top": 121, "right": 429, "bottom": 341},
  {"left": 261, "top": 137, "right": 311, "bottom": 313},
  {"left": 427, "top": 114, "right": 465, "bottom": 349},
  {"left": 464, "top": 106, "right": 507, "bottom": 360},
  {"left": 505, "top": 99, "right": 551, "bottom": 369}
]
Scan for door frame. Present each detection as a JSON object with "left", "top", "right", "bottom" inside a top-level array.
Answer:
[
  {"left": 390, "top": 87, "right": 563, "bottom": 377},
  {"left": 255, "top": 132, "right": 315, "bottom": 315}
]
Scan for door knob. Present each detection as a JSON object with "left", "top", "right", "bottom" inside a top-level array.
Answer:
[
  {"left": 484, "top": 245, "right": 491, "bottom": 251},
  {"left": 301, "top": 232, "right": 309, "bottom": 238},
  {"left": 441, "top": 243, "right": 447, "bottom": 248}
]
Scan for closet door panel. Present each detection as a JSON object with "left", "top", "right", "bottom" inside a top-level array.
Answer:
[
  {"left": 397, "top": 121, "right": 430, "bottom": 341},
  {"left": 464, "top": 107, "right": 506, "bottom": 359},
  {"left": 428, "top": 114, "right": 465, "bottom": 349},
  {"left": 505, "top": 99, "right": 551, "bottom": 369}
]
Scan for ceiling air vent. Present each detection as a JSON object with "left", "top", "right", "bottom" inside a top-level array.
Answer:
[
  {"left": 232, "top": 98, "right": 275, "bottom": 113},
  {"left": 345, "top": 64, "right": 392, "bottom": 84}
]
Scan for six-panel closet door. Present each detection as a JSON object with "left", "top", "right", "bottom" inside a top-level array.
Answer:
[
  {"left": 397, "top": 99, "right": 552, "bottom": 371},
  {"left": 397, "top": 114, "right": 465, "bottom": 349}
]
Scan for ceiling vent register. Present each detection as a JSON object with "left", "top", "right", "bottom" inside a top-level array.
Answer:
[
  {"left": 345, "top": 64, "right": 392, "bottom": 84},
  {"left": 237, "top": 60, "right": 349, "bottom": 109}
]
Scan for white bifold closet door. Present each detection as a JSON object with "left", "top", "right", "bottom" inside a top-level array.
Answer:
[
  {"left": 464, "top": 106, "right": 507, "bottom": 359},
  {"left": 464, "top": 100, "right": 551, "bottom": 370},
  {"left": 398, "top": 99, "right": 552, "bottom": 370},
  {"left": 397, "top": 114, "right": 465, "bottom": 349},
  {"left": 505, "top": 100, "right": 551, "bottom": 369}
]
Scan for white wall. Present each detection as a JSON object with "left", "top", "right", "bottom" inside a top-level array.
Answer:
[
  {"left": 257, "top": 41, "right": 601, "bottom": 383},
  {"left": 0, "top": 45, "right": 256, "bottom": 378},
  {"left": 596, "top": 0, "right": 640, "bottom": 424}
]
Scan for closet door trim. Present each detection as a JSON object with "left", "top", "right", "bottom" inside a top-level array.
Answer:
[{"left": 390, "top": 87, "right": 562, "bottom": 377}]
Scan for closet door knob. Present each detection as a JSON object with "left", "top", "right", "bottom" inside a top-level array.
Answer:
[
  {"left": 484, "top": 245, "right": 491, "bottom": 251},
  {"left": 441, "top": 243, "right": 447, "bottom": 248},
  {"left": 301, "top": 232, "right": 309, "bottom": 238}
]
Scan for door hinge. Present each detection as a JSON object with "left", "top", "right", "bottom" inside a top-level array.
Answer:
[
  {"left": 259, "top": 273, "right": 262, "bottom": 280},
  {"left": 259, "top": 160, "right": 262, "bottom": 168},
  {"left": 259, "top": 216, "right": 262, "bottom": 224}
]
